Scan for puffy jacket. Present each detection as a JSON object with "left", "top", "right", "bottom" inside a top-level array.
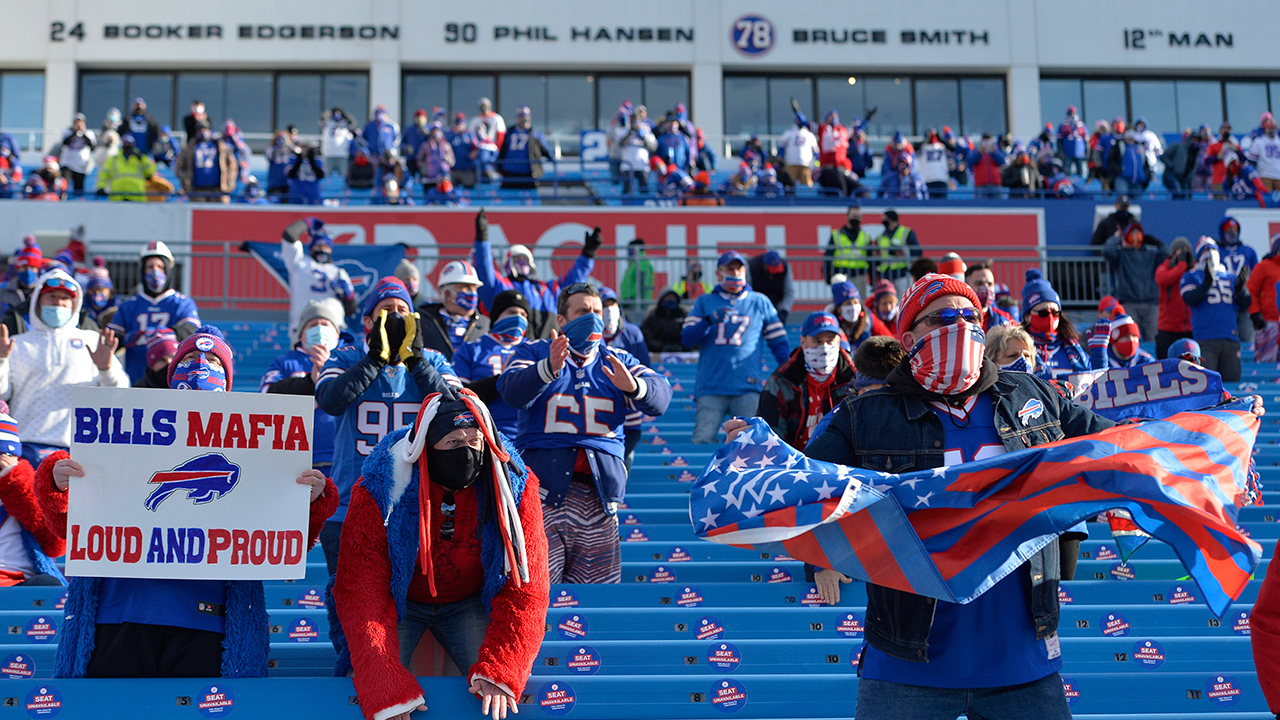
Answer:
[
  {"left": 1106, "top": 142, "right": 1150, "bottom": 187},
  {"left": 967, "top": 148, "right": 1005, "bottom": 186},
  {"left": 1155, "top": 255, "right": 1194, "bottom": 333},
  {"left": 1102, "top": 236, "right": 1167, "bottom": 304},
  {"left": 758, "top": 346, "right": 855, "bottom": 448},
  {"left": 1248, "top": 254, "right": 1280, "bottom": 323},
  {"left": 174, "top": 139, "right": 239, "bottom": 194},
  {"left": 0, "top": 269, "right": 130, "bottom": 447},
  {"left": 95, "top": 150, "right": 155, "bottom": 201}
]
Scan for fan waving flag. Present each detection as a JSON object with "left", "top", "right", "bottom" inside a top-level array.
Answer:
[{"left": 691, "top": 398, "right": 1263, "bottom": 616}]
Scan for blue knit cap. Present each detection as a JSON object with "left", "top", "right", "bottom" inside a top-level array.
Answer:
[
  {"left": 363, "top": 276, "right": 413, "bottom": 317},
  {"left": 832, "top": 281, "right": 860, "bottom": 308},
  {"left": 1021, "top": 268, "right": 1061, "bottom": 319}
]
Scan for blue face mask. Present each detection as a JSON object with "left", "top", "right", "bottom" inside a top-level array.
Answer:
[
  {"left": 40, "top": 304, "right": 73, "bottom": 329},
  {"left": 144, "top": 269, "right": 167, "bottom": 294},
  {"left": 453, "top": 290, "right": 478, "bottom": 313},
  {"left": 660, "top": 298, "right": 679, "bottom": 311},
  {"left": 16, "top": 269, "right": 36, "bottom": 288},
  {"left": 561, "top": 312, "right": 603, "bottom": 356},
  {"left": 170, "top": 355, "right": 227, "bottom": 391},
  {"left": 87, "top": 292, "right": 112, "bottom": 312},
  {"left": 1000, "top": 356, "right": 1032, "bottom": 373},
  {"left": 491, "top": 315, "right": 527, "bottom": 344},
  {"left": 721, "top": 275, "right": 746, "bottom": 294}
]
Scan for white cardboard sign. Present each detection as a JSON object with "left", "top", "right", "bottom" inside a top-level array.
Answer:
[{"left": 66, "top": 387, "right": 314, "bottom": 580}]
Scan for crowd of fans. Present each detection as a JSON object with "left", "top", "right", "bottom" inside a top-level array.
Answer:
[{"left": 4, "top": 96, "right": 1280, "bottom": 205}]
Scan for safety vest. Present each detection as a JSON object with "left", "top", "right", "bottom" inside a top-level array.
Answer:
[
  {"left": 674, "top": 279, "right": 712, "bottom": 300},
  {"left": 832, "top": 227, "right": 874, "bottom": 271},
  {"left": 878, "top": 225, "right": 912, "bottom": 273}
]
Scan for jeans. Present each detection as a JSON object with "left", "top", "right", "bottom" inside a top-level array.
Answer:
[
  {"left": 622, "top": 170, "right": 649, "bottom": 195},
  {"left": 855, "top": 672, "right": 1072, "bottom": 720},
  {"left": 475, "top": 149, "right": 498, "bottom": 183},
  {"left": 1163, "top": 172, "right": 1190, "bottom": 199},
  {"left": 1064, "top": 157, "right": 1086, "bottom": 177},
  {"left": 1237, "top": 309, "right": 1255, "bottom": 344},
  {"left": 320, "top": 520, "right": 343, "bottom": 576},
  {"left": 925, "top": 181, "right": 948, "bottom": 199},
  {"left": 1199, "top": 338, "right": 1242, "bottom": 382},
  {"left": 398, "top": 593, "right": 489, "bottom": 671},
  {"left": 1113, "top": 177, "right": 1145, "bottom": 196},
  {"left": 693, "top": 393, "right": 761, "bottom": 444},
  {"left": 973, "top": 184, "right": 1003, "bottom": 199}
]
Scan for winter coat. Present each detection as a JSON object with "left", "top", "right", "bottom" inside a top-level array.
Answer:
[
  {"left": 758, "top": 346, "right": 856, "bottom": 448},
  {"left": 1248, "top": 254, "right": 1280, "bottom": 324},
  {"left": 175, "top": 139, "right": 239, "bottom": 194},
  {"left": 1102, "top": 236, "right": 1168, "bottom": 304}
]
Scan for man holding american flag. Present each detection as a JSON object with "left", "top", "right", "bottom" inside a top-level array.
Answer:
[{"left": 719, "top": 272, "right": 1190, "bottom": 719}]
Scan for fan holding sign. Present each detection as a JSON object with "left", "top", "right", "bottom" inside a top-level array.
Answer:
[{"left": 34, "top": 326, "right": 338, "bottom": 679}]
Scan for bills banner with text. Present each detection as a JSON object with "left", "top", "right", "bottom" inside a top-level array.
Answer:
[{"left": 66, "top": 387, "right": 314, "bottom": 580}]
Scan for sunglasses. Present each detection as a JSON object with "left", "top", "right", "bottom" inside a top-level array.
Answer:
[
  {"left": 1033, "top": 308, "right": 1062, "bottom": 318},
  {"left": 563, "top": 282, "right": 594, "bottom": 296},
  {"left": 42, "top": 277, "right": 79, "bottom": 293},
  {"left": 910, "top": 307, "right": 981, "bottom": 330}
]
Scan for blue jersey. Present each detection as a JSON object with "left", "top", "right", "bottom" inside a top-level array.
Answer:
[
  {"left": 316, "top": 346, "right": 459, "bottom": 520},
  {"left": 1181, "top": 269, "right": 1241, "bottom": 341},
  {"left": 498, "top": 127, "right": 548, "bottom": 177},
  {"left": 1033, "top": 336, "right": 1091, "bottom": 380},
  {"left": 109, "top": 290, "right": 202, "bottom": 384},
  {"left": 861, "top": 393, "right": 1063, "bottom": 688},
  {"left": 191, "top": 140, "right": 221, "bottom": 188},
  {"left": 260, "top": 348, "right": 337, "bottom": 467},
  {"left": 96, "top": 578, "right": 226, "bottom": 634},
  {"left": 1219, "top": 242, "right": 1258, "bottom": 277},
  {"left": 500, "top": 341, "right": 668, "bottom": 460},
  {"left": 681, "top": 288, "right": 790, "bottom": 397},
  {"left": 451, "top": 335, "right": 522, "bottom": 439}
]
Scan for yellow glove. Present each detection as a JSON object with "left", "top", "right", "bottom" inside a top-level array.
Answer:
[{"left": 398, "top": 312, "right": 424, "bottom": 363}]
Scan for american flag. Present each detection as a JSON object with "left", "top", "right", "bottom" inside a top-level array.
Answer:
[{"left": 690, "top": 398, "right": 1263, "bottom": 616}]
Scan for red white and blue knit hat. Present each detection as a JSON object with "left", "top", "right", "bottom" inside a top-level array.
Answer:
[
  {"left": 0, "top": 406, "right": 20, "bottom": 457},
  {"left": 169, "top": 325, "right": 235, "bottom": 390}
]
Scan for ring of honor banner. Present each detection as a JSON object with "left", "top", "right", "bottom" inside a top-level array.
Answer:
[
  {"left": 66, "top": 387, "right": 314, "bottom": 580},
  {"left": 690, "top": 400, "right": 1262, "bottom": 616}
]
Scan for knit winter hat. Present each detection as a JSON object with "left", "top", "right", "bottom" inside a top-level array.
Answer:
[
  {"left": 1270, "top": 233, "right": 1280, "bottom": 258},
  {"left": 871, "top": 279, "right": 897, "bottom": 303},
  {"left": 86, "top": 259, "right": 113, "bottom": 292},
  {"left": 14, "top": 236, "right": 41, "bottom": 269},
  {"left": 293, "top": 299, "right": 345, "bottom": 346},
  {"left": 1097, "top": 295, "right": 1121, "bottom": 317},
  {"left": 362, "top": 277, "right": 413, "bottom": 317},
  {"left": 937, "top": 252, "right": 966, "bottom": 278},
  {"left": 1020, "top": 268, "right": 1061, "bottom": 320},
  {"left": 1195, "top": 236, "right": 1219, "bottom": 260},
  {"left": 146, "top": 328, "right": 178, "bottom": 368},
  {"left": 897, "top": 273, "right": 981, "bottom": 337},
  {"left": 489, "top": 289, "right": 531, "bottom": 321},
  {"left": 831, "top": 281, "right": 860, "bottom": 308},
  {"left": 1109, "top": 314, "right": 1140, "bottom": 342},
  {"left": 425, "top": 398, "right": 480, "bottom": 447},
  {"left": 169, "top": 325, "right": 235, "bottom": 390},
  {"left": 0, "top": 411, "right": 20, "bottom": 458}
]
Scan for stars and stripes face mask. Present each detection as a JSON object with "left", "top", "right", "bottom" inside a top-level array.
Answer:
[{"left": 908, "top": 321, "right": 986, "bottom": 394}]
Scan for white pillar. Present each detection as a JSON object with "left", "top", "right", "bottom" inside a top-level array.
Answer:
[
  {"left": 43, "top": 61, "right": 77, "bottom": 153},
  {"left": 1006, "top": 0, "right": 1041, "bottom": 141},
  {"left": 691, "top": 0, "right": 723, "bottom": 157},
  {"left": 369, "top": 60, "right": 401, "bottom": 122}
]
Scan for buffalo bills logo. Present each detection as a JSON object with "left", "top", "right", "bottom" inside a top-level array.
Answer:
[
  {"left": 195, "top": 336, "right": 216, "bottom": 352},
  {"left": 144, "top": 453, "right": 241, "bottom": 511},
  {"left": 1028, "top": 293, "right": 1042, "bottom": 308},
  {"left": 911, "top": 279, "right": 946, "bottom": 305},
  {"left": 454, "top": 411, "right": 476, "bottom": 426},
  {"left": 336, "top": 259, "right": 379, "bottom": 304},
  {"left": 1018, "top": 398, "right": 1045, "bottom": 426}
]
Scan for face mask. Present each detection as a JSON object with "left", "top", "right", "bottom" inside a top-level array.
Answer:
[
  {"left": 1000, "top": 356, "right": 1032, "bottom": 373},
  {"left": 40, "top": 304, "right": 73, "bottom": 328},
  {"left": 973, "top": 285, "right": 994, "bottom": 309},
  {"left": 87, "top": 292, "right": 111, "bottom": 312},
  {"left": 304, "top": 324, "right": 339, "bottom": 350},
  {"left": 908, "top": 322, "right": 986, "bottom": 395},
  {"left": 16, "top": 268, "right": 36, "bottom": 289},
  {"left": 1028, "top": 312, "right": 1059, "bottom": 336},
  {"left": 690, "top": 268, "right": 702, "bottom": 281},
  {"left": 453, "top": 290, "right": 478, "bottom": 313},
  {"left": 1222, "top": 230, "right": 1240, "bottom": 247},
  {"left": 428, "top": 445, "right": 485, "bottom": 492},
  {"left": 491, "top": 314, "right": 527, "bottom": 344},
  {"left": 170, "top": 355, "right": 227, "bottom": 391},
  {"left": 877, "top": 305, "right": 898, "bottom": 323},
  {"left": 803, "top": 343, "right": 840, "bottom": 377},
  {"left": 144, "top": 269, "right": 167, "bottom": 294},
  {"left": 404, "top": 279, "right": 420, "bottom": 297},
  {"left": 511, "top": 257, "right": 532, "bottom": 277},
  {"left": 1113, "top": 336, "right": 1140, "bottom": 360},
  {"left": 720, "top": 275, "right": 746, "bottom": 294},
  {"left": 846, "top": 218, "right": 861, "bottom": 231},
  {"left": 311, "top": 249, "right": 332, "bottom": 264},
  {"left": 840, "top": 303, "right": 862, "bottom": 324},
  {"left": 660, "top": 298, "right": 679, "bottom": 311},
  {"left": 561, "top": 312, "right": 603, "bottom": 356},
  {"left": 602, "top": 305, "right": 621, "bottom": 337}
]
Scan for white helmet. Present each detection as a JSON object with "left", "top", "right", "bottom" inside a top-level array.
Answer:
[
  {"left": 140, "top": 240, "right": 174, "bottom": 265},
  {"left": 437, "top": 260, "right": 482, "bottom": 289}
]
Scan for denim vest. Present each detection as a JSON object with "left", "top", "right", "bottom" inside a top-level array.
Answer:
[{"left": 815, "top": 371, "right": 1113, "bottom": 662}]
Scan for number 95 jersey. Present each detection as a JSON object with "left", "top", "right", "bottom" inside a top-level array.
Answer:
[{"left": 500, "top": 341, "right": 672, "bottom": 459}]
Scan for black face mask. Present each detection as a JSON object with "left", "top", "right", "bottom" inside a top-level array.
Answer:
[
  {"left": 311, "top": 250, "right": 332, "bottom": 264},
  {"left": 428, "top": 446, "right": 485, "bottom": 491}
]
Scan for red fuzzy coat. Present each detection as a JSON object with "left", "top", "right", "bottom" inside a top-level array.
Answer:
[
  {"left": 0, "top": 458, "right": 65, "bottom": 583},
  {"left": 334, "top": 471, "right": 550, "bottom": 720},
  {"left": 1253, "top": 538, "right": 1280, "bottom": 713}
]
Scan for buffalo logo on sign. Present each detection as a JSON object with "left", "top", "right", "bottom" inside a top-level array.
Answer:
[
  {"left": 145, "top": 453, "right": 242, "bottom": 511},
  {"left": 335, "top": 258, "right": 378, "bottom": 304}
]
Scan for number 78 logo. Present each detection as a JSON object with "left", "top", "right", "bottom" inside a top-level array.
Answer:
[{"left": 731, "top": 15, "right": 774, "bottom": 57}]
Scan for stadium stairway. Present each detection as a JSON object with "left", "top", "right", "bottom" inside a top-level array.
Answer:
[{"left": 4, "top": 326, "right": 1275, "bottom": 718}]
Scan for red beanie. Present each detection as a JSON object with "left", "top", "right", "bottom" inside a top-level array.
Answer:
[{"left": 897, "top": 273, "right": 981, "bottom": 337}]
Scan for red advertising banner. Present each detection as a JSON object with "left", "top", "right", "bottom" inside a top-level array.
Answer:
[{"left": 191, "top": 207, "right": 1043, "bottom": 311}]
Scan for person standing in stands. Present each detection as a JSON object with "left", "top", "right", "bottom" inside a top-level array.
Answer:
[
  {"left": 1181, "top": 237, "right": 1250, "bottom": 382},
  {"left": 674, "top": 260, "right": 712, "bottom": 301},
  {"left": 117, "top": 98, "right": 159, "bottom": 152},
  {"left": 500, "top": 283, "right": 672, "bottom": 583},
  {"left": 95, "top": 135, "right": 156, "bottom": 202},
  {"left": 472, "top": 210, "right": 598, "bottom": 339},
  {"left": 876, "top": 210, "right": 922, "bottom": 295},
  {"left": 619, "top": 238, "right": 655, "bottom": 315},
  {"left": 1020, "top": 269, "right": 1092, "bottom": 380},
  {"left": 642, "top": 288, "right": 687, "bottom": 354},
  {"left": 497, "top": 106, "right": 548, "bottom": 190},
  {"left": 260, "top": 301, "right": 350, "bottom": 477},
  {"left": 825, "top": 205, "right": 874, "bottom": 287},
  {"left": 469, "top": 98, "right": 506, "bottom": 184},
  {"left": 747, "top": 250, "right": 795, "bottom": 323},
  {"left": 1155, "top": 237, "right": 1195, "bottom": 359},
  {"left": 330, "top": 391, "right": 549, "bottom": 720},
  {"left": 964, "top": 263, "right": 1011, "bottom": 331},
  {"left": 759, "top": 312, "right": 856, "bottom": 449},
  {"left": 869, "top": 280, "right": 900, "bottom": 335},
  {"left": 0, "top": 407, "right": 66, "bottom": 587},
  {"left": 174, "top": 126, "right": 239, "bottom": 203},
  {"left": 832, "top": 281, "right": 892, "bottom": 353},
  {"left": 683, "top": 252, "right": 791, "bottom": 444},
  {"left": 0, "top": 268, "right": 128, "bottom": 468},
  {"left": 967, "top": 134, "right": 1006, "bottom": 199},
  {"left": 44, "top": 326, "right": 338, "bottom": 679},
  {"left": 417, "top": 260, "right": 489, "bottom": 360},
  {"left": 109, "top": 241, "right": 202, "bottom": 384},
  {"left": 313, "top": 278, "right": 461, "bottom": 574},
  {"left": 1101, "top": 223, "right": 1166, "bottom": 342},
  {"left": 451, "top": 290, "right": 531, "bottom": 441},
  {"left": 279, "top": 218, "right": 356, "bottom": 338},
  {"left": 132, "top": 329, "right": 177, "bottom": 389},
  {"left": 1216, "top": 216, "right": 1258, "bottom": 345},
  {"left": 1247, "top": 233, "right": 1280, "bottom": 363},
  {"left": 0, "top": 237, "right": 44, "bottom": 331}
]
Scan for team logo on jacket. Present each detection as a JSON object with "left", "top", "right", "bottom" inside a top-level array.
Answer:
[
  {"left": 144, "top": 453, "right": 241, "bottom": 511},
  {"left": 1018, "top": 399, "right": 1044, "bottom": 426}
]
